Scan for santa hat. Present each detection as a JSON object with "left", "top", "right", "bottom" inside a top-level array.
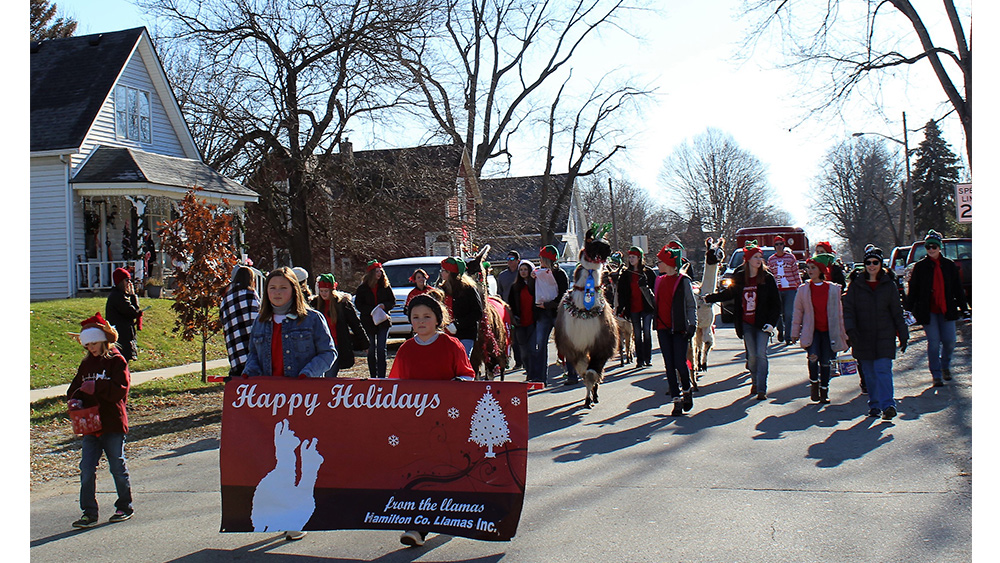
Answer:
[
  {"left": 317, "top": 273, "right": 336, "bottom": 289},
  {"left": 112, "top": 267, "right": 131, "bottom": 286},
  {"left": 366, "top": 260, "right": 382, "bottom": 272},
  {"left": 78, "top": 312, "right": 118, "bottom": 345},
  {"left": 924, "top": 230, "right": 943, "bottom": 247},
  {"left": 441, "top": 256, "right": 467, "bottom": 275},
  {"left": 539, "top": 245, "right": 559, "bottom": 262},
  {"left": 657, "top": 245, "right": 682, "bottom": 268},
  {"left": 815, "top": 241, "right": 834, "bottom": 254},
  {"left": 742, "top": 241, "right": 762, "bottom": 262}
]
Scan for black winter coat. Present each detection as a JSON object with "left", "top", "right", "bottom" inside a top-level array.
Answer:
[
  {"left": 703, "top": 265, "right": 781, "bottom": 339},
  {"left": 354, "top": 283, "right": 396, "bottom": 337},
  {"left": 446, "top": 283, "right": 485, "bottom": 341},
  {"left": 615, "top": 266, "right": 657, "bottom": 317},
  {"left": 311, "top": 293, "right": 368, "bottom": 369},
  {"left": 106, "top": 287, "right": 141, "bottom": 361},
  {"left": 843, "top": 270, "right": 908, "bottom": 360},
  {"left": 905, "top": 255, "right": 967, "bottom": 325}
]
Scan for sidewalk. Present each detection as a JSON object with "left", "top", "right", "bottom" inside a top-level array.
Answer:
[{"left": 29, "top": 358, "right": 229, "bottom": 403}]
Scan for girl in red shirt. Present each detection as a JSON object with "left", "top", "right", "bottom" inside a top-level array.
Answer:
[
  {"left": 389, "top": 294, "right": 476, "bottom": 381},
  {"left": 789, "top": 257, "right": 849, "bottom": 404}
]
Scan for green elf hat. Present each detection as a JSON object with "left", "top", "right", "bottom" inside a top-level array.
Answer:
[
  {"left": 656, "top": 245, "right": 682, "bottom": 268},
  {"left": 627, "top": 245, "right": 644, "bottom": 257},
  {"left": 539, "top": 245, "right": 560, "bottom": 262},
  {"left": 742, "top": 240, "right": 762, "bottom": 262},
  {"left": 366, "top": 259, "right": 382, "bottom": 271},
  {"left": 441, "top": 256, "right": 467, "bottom": 275},
  {"left": 317, "top": 273, "right": 336, "bottom": 289},
  {"left": 924, "top": 230, "right": 943, "bottom": 247}
]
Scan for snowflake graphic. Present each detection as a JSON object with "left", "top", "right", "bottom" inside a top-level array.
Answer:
[
  {"left": 448, "top": 407, "right": 460, "bottom": 419},
  {"left": 511, "top": 397, "right": 521, "bottom": 406},
  {"left": 388, "top": 435, "right": 399, "bottom": 447}
]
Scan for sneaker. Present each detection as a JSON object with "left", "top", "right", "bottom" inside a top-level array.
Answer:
[
  {"left": 108, "top": 510, "right": 133, "bottom": 523},
  {"left": 933, "top": 379, "right": 944, "bottom": 387},
  {"left": 942, "top": 369, "right": 953, "bottom": 381},
  {"left": 882, "top": 406, "right": 897, "bottom": 420},
  {"left": 285, "top": 530, "right": 306, "bottom": 541},
  {"left": 72, "top": 514, "right": 99, "bottom": 528},
  {"left": 868, "top": 408, "right": 882, "bottom": 417},
  {"left": 400, "top": 530, "right": 425, "bottom": 547},
  {"left": 756, "top": 392, "right": 767, "bottom": 401}
]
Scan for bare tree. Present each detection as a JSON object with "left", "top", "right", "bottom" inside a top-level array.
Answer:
[
  {"left": 810, "top": 136, "right": 904, "bottom": 260},
  {"left": 143, "top": 0, "right": 434, "bottom": 276},
  {"left": 741, "top": 0, "right": 971, "bottom": 166},
  {"left": 393, "top": 0, "right": 638, "bottom": 177},
  {"left": 537, "top": 74, "right": 652, "bottom": 245},
  {"left": 658, "top": 128, "right": 790, "bottom": 244},
  {"left": 577, "top": 174, "right": 681, "bottom": 253}
]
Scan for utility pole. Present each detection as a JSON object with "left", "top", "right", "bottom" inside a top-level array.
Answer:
[
  {"left": 608, "top": 177, "right": 619, "bottom": 250},
  {"left": 903, "top": 111, "right": 915, "bottom": 242}
]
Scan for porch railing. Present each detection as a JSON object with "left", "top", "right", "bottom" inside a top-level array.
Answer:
[{"left": 76, "top": 260, "right": 144, "bottom": 292}]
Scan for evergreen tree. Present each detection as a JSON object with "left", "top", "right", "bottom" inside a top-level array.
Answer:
[
  {"left": 911, "top": 120, "right": 962, "bottom": 237},
  {"left": 30, "top": 0, "right": 77, "bottom": 41}
]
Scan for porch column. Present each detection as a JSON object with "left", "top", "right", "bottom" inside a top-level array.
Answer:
[{"left": 125, "top": 195, "right": 148, "bottom": 281}]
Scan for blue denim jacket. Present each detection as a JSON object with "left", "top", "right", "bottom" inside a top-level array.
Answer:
[{"left": 242, "top": 309, "right": 337, "bottom": 378}]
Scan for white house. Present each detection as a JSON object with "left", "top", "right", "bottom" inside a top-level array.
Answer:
[{"left": 30, "top": 27, "right": 257, "bottom": 301}]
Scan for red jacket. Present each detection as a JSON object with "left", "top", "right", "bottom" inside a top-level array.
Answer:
[{"left": 67, "top": 350, "right": 130, "bottom": 434}]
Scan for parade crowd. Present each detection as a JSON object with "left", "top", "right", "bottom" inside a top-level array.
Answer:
[{"left": 63, "top": 227, "right": 968, "bottom": 546}]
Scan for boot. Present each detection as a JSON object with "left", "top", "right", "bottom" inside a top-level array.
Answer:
[
  {"left": 819, "top": 386, "right": 830, "bottom": 404},
  {"left": 670, "top": 398, "right": 684, "bottom": 416},
  {"left": 682, "top": 390, "right": 693, "bottom": 412},
  {"left": 810, "top": 380, "right": 820, "bottom": 402}
]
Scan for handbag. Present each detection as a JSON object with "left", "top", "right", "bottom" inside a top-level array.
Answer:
[
  {"left": 69, "top": 395, "right": 102, "bottom": 436},
  {"left": 371, "top": 306, "right": 389, "bottom": 326}
]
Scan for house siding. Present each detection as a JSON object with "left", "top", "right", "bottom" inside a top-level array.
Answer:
[
  {"left": 73, "top": 48, "right": 187, "bottom": 170},
  {"left": 30, "top": 156, "right": 73, "bottom": 300}
]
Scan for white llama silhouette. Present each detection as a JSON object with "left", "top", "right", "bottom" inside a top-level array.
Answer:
[{"left": 250, "top": 419, "right": 324, "bottom": 532}]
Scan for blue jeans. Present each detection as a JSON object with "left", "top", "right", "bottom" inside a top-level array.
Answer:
[
  {"left": 860, "top": 358, "right": 895, "bottom": 410},
  {"left": 657, "top": 330, "right": 691, "bottom": 396},
  {"left": 460, "top": 339, "right": 475, "bottom": 359},
  {"left": 742, "top": 322, "right": 770, "bottom": 394},
  {"left": 514, "top": 324, "right": 535, "bottom": 376},
  {"left": 923, "top": 313, "right": 956, "bottom": 381},
  {"left": 630, "top": 312, "right": 654, "bottom": 365},
  {"left": 80, "top": 432, "right": 132, "bottom": 517},
  {"left": 368, "top": 322, "right": 390, "bottom": 378},
  {"left": 807, "top": 329, "right": 834, "bottom": 386},
  {"left": 530, "top": 309, "right": 555, "bottom": 382},
  {"left": 778, "top": 289, "right": 796, "bottom": 341}
]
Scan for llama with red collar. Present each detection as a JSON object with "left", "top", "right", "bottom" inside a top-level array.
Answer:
[{"left": 555, "top": 230, "right": 619, "bottom": 408}]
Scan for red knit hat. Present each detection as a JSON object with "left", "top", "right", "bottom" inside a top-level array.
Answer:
[
  {"left": 112, "top": 267, "right": 131, "bottom": 286},
  {"left": 815, "top": 241, "right": 834, "bottom": 254},
  {"left": 366, "top": 260, "right": 382, "bottom": 272},
  {"left": 773, "top": 235, "right": 785, "bottom": 244}
]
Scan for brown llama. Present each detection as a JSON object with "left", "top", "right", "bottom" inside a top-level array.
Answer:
[{"left": 555, "top": 237, "right": 619, "bottom": 408}]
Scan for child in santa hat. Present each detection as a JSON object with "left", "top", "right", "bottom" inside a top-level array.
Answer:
[{"left": 67, "top": 313, "right": 134, "bottom": 528}]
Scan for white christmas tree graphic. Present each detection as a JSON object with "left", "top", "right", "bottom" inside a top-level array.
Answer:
[{"left": 468, "top": 386, "right": 511, "bottom": 458}]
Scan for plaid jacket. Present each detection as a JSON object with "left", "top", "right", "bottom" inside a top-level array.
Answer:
[{"left": 220, "top": 288, "right": 259, "bottom": 372}]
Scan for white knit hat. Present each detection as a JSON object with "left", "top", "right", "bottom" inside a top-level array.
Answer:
[{"left": 79, "top": 327, "right": 108, "bottom": 345}]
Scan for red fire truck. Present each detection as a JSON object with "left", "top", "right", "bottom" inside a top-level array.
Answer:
[{"left": 733, "top": 226, "right": 810, "bottom": 261}]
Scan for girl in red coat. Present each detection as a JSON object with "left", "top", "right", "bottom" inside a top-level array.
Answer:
[{"left": 67, "top": 313, "right": 134, "bottom": 528}]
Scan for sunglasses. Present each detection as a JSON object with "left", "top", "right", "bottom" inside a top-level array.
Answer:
[
  {"left": 926, "top": 244, "right": 940, "bottom": 250},
  {"left": 864, "top": 260, "right": 881, "bottom": 266}
]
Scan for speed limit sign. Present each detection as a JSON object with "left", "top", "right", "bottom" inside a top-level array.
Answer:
[{"left": 956, "top": 183, "right": 972, "bottom": 223}]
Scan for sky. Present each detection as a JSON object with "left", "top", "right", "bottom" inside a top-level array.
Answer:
[{"left": 46, "top": 0, "right": 978, "bottom": 247}]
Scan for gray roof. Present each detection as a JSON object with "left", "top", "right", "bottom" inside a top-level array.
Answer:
[
  {"left": 31, "top": 28, "right": 145, "bottom": 153},
  {"left": 71, "top": 146, "right": 256, "bottom": 199}
]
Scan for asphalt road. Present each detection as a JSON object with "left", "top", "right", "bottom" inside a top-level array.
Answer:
[{"left": 29, "top": 320, "right": 973, "bottom": 562}]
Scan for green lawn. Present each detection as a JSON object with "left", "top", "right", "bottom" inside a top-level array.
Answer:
[{"left": 29, "top": 296, "right": 226, "bottom": 389}]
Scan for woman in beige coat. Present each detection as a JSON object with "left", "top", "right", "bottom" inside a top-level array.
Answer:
[{"left": 790, "top": 257, "right": 849, "bottom": 404}]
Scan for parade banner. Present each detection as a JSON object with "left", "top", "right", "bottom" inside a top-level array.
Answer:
[{"left": 219, "top": 378, "right": 528, "bottom": 541}]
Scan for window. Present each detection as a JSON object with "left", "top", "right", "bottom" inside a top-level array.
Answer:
[{"left": 115, "top": 85, "right": 151, "bottom": 143}]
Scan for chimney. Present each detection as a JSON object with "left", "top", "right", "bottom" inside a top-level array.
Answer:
[{"left": 340, "top": 138, "right": 353, "bottom": 161}]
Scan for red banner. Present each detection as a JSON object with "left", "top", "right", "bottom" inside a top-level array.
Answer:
[{"left": 220, "top": 378, "right": 528, "bottom": 541}]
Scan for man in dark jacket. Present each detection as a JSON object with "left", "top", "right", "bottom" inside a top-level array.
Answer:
[
  {"left": 905, "top": 230, "right": 968, "bottom": 386},
  {"left": 105, "top": 268, "right": 142, "bottom": 361}
]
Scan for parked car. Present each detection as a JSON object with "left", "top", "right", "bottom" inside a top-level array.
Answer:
[
  {"left": 902, "top": 238, "right": 972, "bottom": 305},
  {"left": 888, "top": 245, "right": 911, "bottom": 299},
  {"left": 715, "top": 246, "right": 778, "bottom": 323},
  {"left": 379, "top": 256, "right": 499, "bottom": 336}
]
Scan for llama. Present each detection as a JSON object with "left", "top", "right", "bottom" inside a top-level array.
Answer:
[
  {"left": 691, "top": 237, "right": 725, "bottom": 375},
  {"left": 555, "top": 237, "right": 619, "bottom": 408},
  {"left": 604, "top": 266, "right": 633, "bottom": 367}
]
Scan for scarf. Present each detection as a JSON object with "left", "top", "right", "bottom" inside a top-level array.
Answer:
[{"left": 931, "top": 256, "right": 947, "bottom": 314}]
